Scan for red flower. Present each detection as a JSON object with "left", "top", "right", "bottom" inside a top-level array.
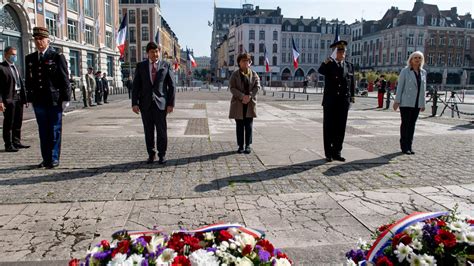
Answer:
[
  {"left": 375, "top": 256, "right": 393, "bottom": 266},
  {"left": 391, "top": 233, "right": 412, "bottom": 249},
  {"left": 100, "top": 240, "right": 110, "bottom": 250},
  {"left": 436, "top": 220, "right": 447, "bottom": 227},
  {"left": 218, "top": 230, "right": 233, "bottom": 242},
  {"left": 172, "top": 255, "right": 191, "bottom": 266},
  {"left": 111, "top": 240, "right": 130, "bottom": 258},
  {"left": 242, "top": 244, "right": 253, "bottom": 256},
  {"left": 467, "top": 219, "right": 474, "bottom": 225},
  {"left": 68, "top": 259, "right": 80, "bottom": 266},
  {"left": 435, "top": 229, "right": 457, "bottom": 248},
  {"left": 183, "top": 235, "right": 202, "bottom": 251},
  {"left": 256, "top": 239, "right": 275, "bottom": 255},
  {"left": 142, "top": 235, "right": 152, "bottom": 243},
  {"left": 277, "top": 251, "right": 293, "bottom": 264},
  {"left": 378, "top": 223, "right": 393, "bottom": 232}
]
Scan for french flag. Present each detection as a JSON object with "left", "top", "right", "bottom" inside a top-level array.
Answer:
[
  {"left": 264, "top": 45, "right": 270, "bottom": 72},
  {"left": 116, "top": 14, "right": 128, "bottom": 60},
  {"left": 291, "top": 36, "right": 300, "bottom": 69},
  {"left": 187, "top": 48, "right": 197, "bottom": 68},
  {"left": 173, "top": 43, "right": 179, "bottom": 70}
]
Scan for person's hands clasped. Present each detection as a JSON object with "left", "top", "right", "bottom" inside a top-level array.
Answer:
[
  {"left": 420, "top": 107, "right": 425, "bottom": 112},
  {"left": 166, "top": 106, "right": 174, "bottom": 114},
  {"left": 242, "top": 95, "right": 251, "bottom": 104},
  {"left": 393, "top": 102, "right": 400, "bottom": 111},
  {"left": 132, "top": 105, "right": 140, "bottom": 114}
]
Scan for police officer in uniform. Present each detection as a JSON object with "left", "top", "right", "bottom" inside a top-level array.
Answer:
[
  {"left": 318, "top": 39, "right": 355, "bottom": 162},
  {"left": 25, "top": 27, "right": 71, "bottom": 168}
]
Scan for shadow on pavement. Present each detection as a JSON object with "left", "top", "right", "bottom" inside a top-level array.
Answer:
[
  {"left": 322, "top": 152, "right": 402, "bottom": 176},
  {"left": 194, "top": 158, "right": 328, "bottom": 192},
  {"left": 0, "top": 151, "right": 236, "bottom": 186}
]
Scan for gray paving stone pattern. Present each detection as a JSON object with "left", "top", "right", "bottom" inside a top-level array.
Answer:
[{"left": 0, "top": 89, "right": 472, "bottom": 265}]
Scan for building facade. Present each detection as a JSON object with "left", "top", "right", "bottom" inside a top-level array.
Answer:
[{"left": 0, "top": 0, "right": 123, "bottom": 88}]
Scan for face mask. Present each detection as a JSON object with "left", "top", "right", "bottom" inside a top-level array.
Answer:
[{"left": 9, "top": 55, "right": 17, "bottom": 63}]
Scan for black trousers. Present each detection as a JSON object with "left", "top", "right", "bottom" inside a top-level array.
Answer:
[
  {"left": 235, "top": 104, "right": 253, "bottom": 148},
  {"left": 141, "top": 105, "right": 167, "bottom": 157},
  {"left": 323, "top": 102, "right": 349, "bottom": 158},
  {"left": 2, "top": 99, "right": 23, "bottom": 148},
  {"left": 399, "top": 107, "right": 420, "bottom": 152},
  {"left": 103, "top": 89, "right": 109, "bottom": 103}
]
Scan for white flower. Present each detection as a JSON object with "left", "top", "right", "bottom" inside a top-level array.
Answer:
[
  {"left": 454, "top": 231, "right": 468, "bottom": 243},
  {"left": 87, "top": 246, "right": 100, "bottom": 256},
  {"left": 227, "top": 227, "right": 239, "bottom": 236},
  {"left": 357, "top": 238, "right": 369, "bottom": 249},
  {"left": 146, "top": 235, "right": 165, "bottom": 254},
  {"left": 421, "top": 254, "right": 436, "bottom": 266},
  {"left": 235, "top": 257, "right": 254, "bottom": 266},
  {"left": 408, "top": 253, "right": 428, "bottom": 266},
  {"left": 126, "top": 254, "right": 144, "bottom": 265},
  {"left": 108, "top": 253, "right": 130, "bottom": 266},
  {"left": 155, "top": 248, "right": 177, "bottom": 264},
  {"left": 407, "top": 222, "right": 424, "bottom": 237},
  {"left": 236, "top": 232, "right": 256, "bottom": 248},
  {"left": 188, "top": 249, "right": 219, "bottom": 266},
  {"left": 346, "top": 259, "right": 357, "bottom": 266},
  {"left": 410, "top": 238, "right": 423, "bottom": 250},
  {"left": 448, "top": 221, "right": 470, "bottom": 232},
  {"left": 273, "top": 258, "right": 292, "bottom": 266},
  {"left": 230, "top": 243, "right": 237, "bottom": 250},
  {"left": 466, "top": 231, "right": 474, "bottom": 245},
  {"left": 204, "top": 232, "right": 215, "bottom": 241},
  {"left": 394, "top": 243, "right": 413, "bottom": 263},
  {"left": 219, "top": 241, "right": 229, "bottom": 251}
]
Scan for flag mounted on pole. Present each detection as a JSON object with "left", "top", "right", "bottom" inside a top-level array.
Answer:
[
  {"left": 264, "top": 45, "right": 270, "bottom": 73},
  {"left": 154, "top": 28, "right": 160, "bottom": 44},
  {"left": 173, "top": 43, "right": 179, "bottom": 71},
  {"left": 187, "top": 48, "right": 197, "bottom": 68},
  {"left": 116, "top": 14, "right": 128, "bottom": 60},
  {"left": 330, "top": 23, "right": 340, "bottom": 59},
  {"left": 291, "top": 36, "right": 300, "bottom": 69}
]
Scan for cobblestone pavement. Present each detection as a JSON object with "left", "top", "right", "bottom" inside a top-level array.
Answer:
[{"left": 0, "top": 90, "right": 472, "bottom": 264}]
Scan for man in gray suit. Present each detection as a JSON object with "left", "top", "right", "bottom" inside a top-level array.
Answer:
[{"left": 132, "top": 42, "right": 175, "bottom": 164}]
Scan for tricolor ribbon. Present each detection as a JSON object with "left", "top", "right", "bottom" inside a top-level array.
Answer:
[{"left": 365, "top": 211, "right": 449, "bottom": 263}]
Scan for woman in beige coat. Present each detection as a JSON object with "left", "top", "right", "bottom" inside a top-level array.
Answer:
[{"left": 228, "top": 53, "right": 260, "bottom": 154}]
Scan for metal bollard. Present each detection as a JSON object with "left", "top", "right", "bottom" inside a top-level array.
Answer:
[
  {"left": 293, "top": 93, "right": 295, "bottom": 99},
  {"left": 288, "top": 92, "right": 291, "bottom": 99},
  {"left": 385, "top": 90, "right": 391, "bottom": 109},
  {"left": 272, "top": 92, "right": 275, "bottom": 97},
  {"left": 431, "top": 89, "right": 438, "bottom": 117},
  {"left": 282, "top": 93, "right": 284, "bottom": 98},
  {"left": 307, "top": 95, "right": 309, "bottom": 101}
]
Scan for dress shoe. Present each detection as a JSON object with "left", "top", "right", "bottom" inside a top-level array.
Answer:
[
  {"left": 402, "top": 150, "right": 411, "bottom": 155},
  {"left": 333, "top": 155, "right": 346, "bottom": 162},
  {"left": 13, "top": 143, "right": 30, "bottom": 149},
  {"left": 46, "top": 161, "right": 60, "bottom": 169},
  {"left": 158, "top": 156, "right": 167, "bottom": 164},
  {"left": 244, "top": 146, "right": 252, "bottom": 154},
  {"left": 409, "top": 150, "right": 415, "bottom": 155},
  {"left": 325, "top": 157, "right": 333, "bottom": 162},
  {"left": 146, "top": 154, "right": 156, "bottom": 164},
  {"left": 237, "top": 147, "right": 244, "bottom": 154},
  {"left": 37, "top": 161, "right": 48, "bottom": 168},
  {"left": 5, "top": 146, "right": 19, "bottom": 152}
]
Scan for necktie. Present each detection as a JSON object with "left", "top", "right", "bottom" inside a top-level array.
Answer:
[
  {"left": 10, "top": 65, "right": 20, "bottom": 91},
  {"left": 151, "top": 63, "right": 157, "bottom": 84},
  {"left": 39, "top": 52, "right": 44, "bottom": 62}
]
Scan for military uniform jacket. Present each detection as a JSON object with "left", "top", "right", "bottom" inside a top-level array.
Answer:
[
  {"left": 318, "top": 58, "right": 355, "bottom": 107},
  {"left": 25, "top": 47, "right": 71, "bottom": 106}
]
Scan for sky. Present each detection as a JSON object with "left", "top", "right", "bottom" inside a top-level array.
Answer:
[{"left": 161, "top": 0, "right": 473, "bottom": 57}]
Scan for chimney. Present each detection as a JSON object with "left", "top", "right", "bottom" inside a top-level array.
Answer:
[
  {"left": 300, "top": 16, "right": 303, "bottom": 20},
  {"left": 451, "top": 7, "right": 457, "bottom": 15}
]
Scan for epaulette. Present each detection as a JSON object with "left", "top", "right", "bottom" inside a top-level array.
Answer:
[{"left": 324, "top": 57, "right": 332, "bottom": 64}]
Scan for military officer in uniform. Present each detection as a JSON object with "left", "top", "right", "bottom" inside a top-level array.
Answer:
[
  {"left": 25, "top": 27, "right": 71, "bottom": 168},
  {"left": 318, "top": 39, "right": 355, "bottom": 162}
]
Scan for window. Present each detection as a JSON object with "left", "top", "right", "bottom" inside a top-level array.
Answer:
[
  {"left": 259, "top": 43, "right": 264, "bottom": 53},
  {"left": 129, "top": 27, "right": 136, "bottom": 43},
  {"left": 458, "top": 39, "right": 463, "bottom": 47},
  {"left": 45, "top": 11, "right": 58, "bottom": 37},
  {"left": 67, "top": 0, "right": 78, "bottom": 12},
  {"left": 440, "top": 37, "right": 445, "bottom": 45},
  {"left": 431, "top": 17, "right": 437, "bottom": 26},
  {"left": 308, "top": 53, "right": 312, "bottom": 64},
  {"left": 142, "top": 27, "right": 149, "bottom": 41},
  {"left": 258, "top": 56, "right": 264, "bottom": 66},
  {"left": 281, "top": 53, "right": 286, "bottom": 63},
  {"left": 107, "top": 56, "right": 113, "bottom": 77},
  {"left": 440, "top": 18, "right": 445, "bottom": 27},
  {"left": 308, "top": 39, "right": 312, "bottom": 49},
  {"left": 129, "top": 10, "right": 136, "bottom": 24},
  {"left": 249, "top": 43, "right": 255, "bottom": 52},
  {"left": 320, "top": 40, "right": 325, "bottom": 50},
  {"left": 130, "top": 46, "right": 137, "bottom": 63},
  {"left": 466, "top": 38, "right": 471, "bottom": 48},
  {"left": 142, "top": 10, "right": 149, "bottom": 24},
  {"left": 106, "top": 31, "right": 113, "bottom": 48},
  {"left": 69, "top": 50, "right": 80, "bottom": 76},
  {"left": 447, "top": 53, "right": 452, "bottom": 66},
  {"left": 437, "top": 53, "right": 443, "bottom": 65},
  {"left": 298, "top": 25, "right": 304, "bottom": 32},
  {"left": 417, "top": 16, "right": 424, "bottom": 25},
  {"left": 408, "top": 34, "right": 414, "bottom": 45},
  {"left": 282, "top": 38, "right": 286, "bottom": 48},
  {"left": 456, "top": 54, "right": 462, "bottom": 66},
  {"left": 273, "top": 31, "right": 278, "bottom": 41},
  {"left": 67, "top": 19, "right": 78, "bottom": 41},
  {"left": 301, "top": 53, "right": 305, "bottom": 64},
  {"left": 428, "top": 54, "right": 433, "bottom": 65},
  {"left": 448, "top": 38, "right": 453, "bottom": 46},
  {"left": 249, "top": 30, "right": 255, "bottom": 40},
  {"left": 272, "top": 56, "right": 277, "bottom": 66},
  {"left": 417, "top": 35, "right": 423, "bottom": 46},
  {"left": 86, "top": 53, "right": 96, "bottom": 68},
  {"left": 105, "top": 0, "right": 112, "bottom": 24},
  {"left": 314, "top": 53, "right": 318, "bottom": 63},
  {"left": 397, "top": 51, "right": 402, "bottom": 64},
  {"left": 302, "top": 39, "right": 306, "bottom": 49},
  {"left": 429, "top": 38, "right": 435, "bottom": 46},
  {"left": 259, "top": 30, "right": 265, "bottom": 40},
  {"left": 84, "top": 0, "right": 93, "bottom": 17},
  {"left": 85, "top": 25, "right": 94, "bottom": 44},
  {"left": 273, "top": 43, "right": 277, "bottom": 53}
]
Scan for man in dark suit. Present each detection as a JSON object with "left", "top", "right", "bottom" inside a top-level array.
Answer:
[
  {"left": 25, "top": 27, "right": 71, "bottom": 168},
  {"left": 318, "top": 40, "right": 355, "bottom": 162},
  {"left": 0, "top": 46, "right": 30, "bottom": 152},
  {"left": 132, "top": 42, "right": 175, "bottom": 164}
]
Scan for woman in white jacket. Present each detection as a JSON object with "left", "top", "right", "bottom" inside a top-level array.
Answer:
[{"left": 393, "top": 51, "right": 426, "bottom": 155}]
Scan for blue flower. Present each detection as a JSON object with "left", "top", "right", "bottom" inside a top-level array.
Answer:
[{"left": 258, "top": 249, "right": 271, "bottom": 262}]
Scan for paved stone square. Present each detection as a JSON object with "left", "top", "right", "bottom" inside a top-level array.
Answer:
[{"left": 0, "top": 90, "right": 473, "bottom": 265}]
